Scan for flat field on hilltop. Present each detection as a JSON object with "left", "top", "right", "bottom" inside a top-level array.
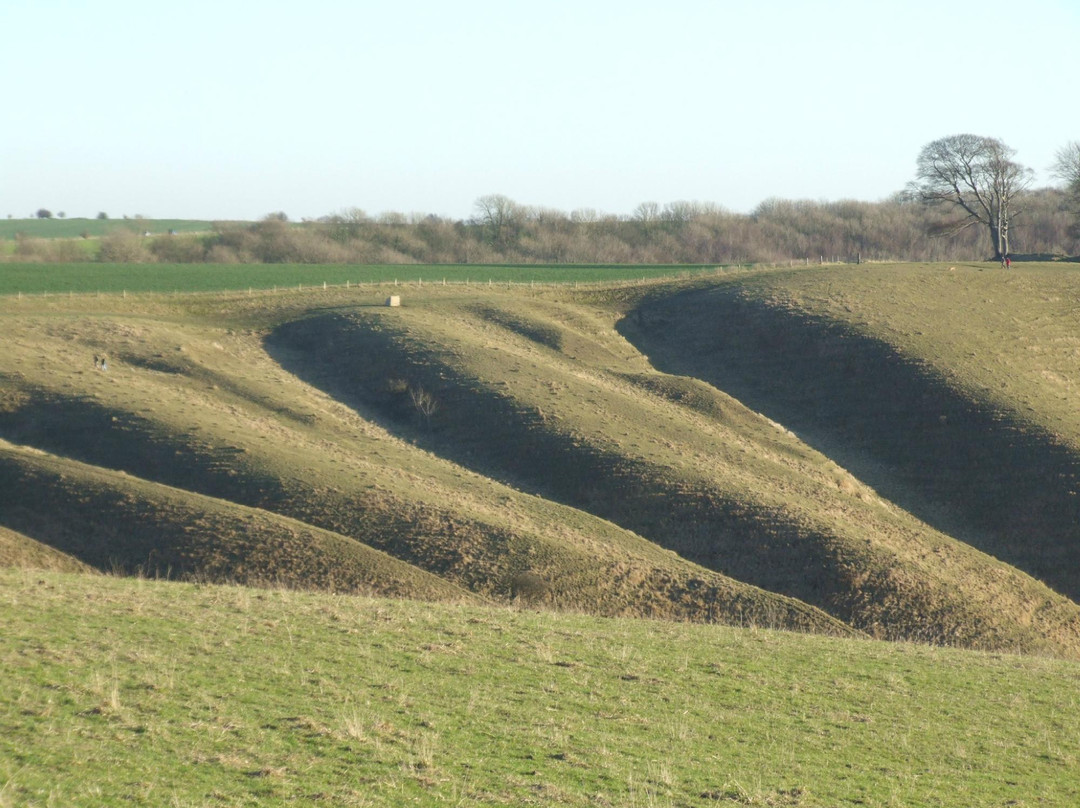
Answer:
[
  {"left": 0, "top": 218, "right": 214, "bottom": 241},
  {"left": 2, "top": 569, "right": 1078, "bottom": 808},
  {"left": 0, "top": 261, "right": 729, "bottom": 296}
]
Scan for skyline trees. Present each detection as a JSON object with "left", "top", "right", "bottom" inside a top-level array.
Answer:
[
  {"left": 7, "top": 187, "right": 1077, "bottom": 266},
  {"left": 10, "top": 136, "right": 1079, "bottom": 265}
]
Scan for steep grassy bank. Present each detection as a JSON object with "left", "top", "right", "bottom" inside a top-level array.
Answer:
[
  {"left": 267, "top": 292, "right": 1080, "bottom": 654},
  {"left": 3, "top": 265, "right": 1080, "bottom": 656},
  {"left": 2, "top": 570, "right": 1078, "bottom": 808},
  {"left": 0, "top": 525, "right": 91, "bottom": 573},
  {"left": 0, "top": 441, "right": 477, "bottom": 603},
  {"left": 620, "top": 264, "right": 1080, "bottom": 600},
  {"left": 0, "top": 291, "right": 842, "bottom": 632}
]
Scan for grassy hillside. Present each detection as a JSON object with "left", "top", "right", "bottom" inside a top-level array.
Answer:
[
  {"left": 621, "top": 263, "right": 1080, "bottom": 599},
  {"left": 0, "top": 525, "right": 91, "bottom": 573},
  {"left": 0, "top": 441, "right": 477, "bottom": 604},
  {"left": 0, "top": 287, "right": 843, "bottom": 633},
  {"left": 2, "top": 569, "right": 1078, "bottom": 807},
  {"left": 264, "top": 285, "right": 1080, "bottom": 654},
  {"left": 2, "top": 263, "right": 1080, "bottom": 657}
]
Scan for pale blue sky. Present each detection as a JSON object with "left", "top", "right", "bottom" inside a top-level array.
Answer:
[{"left": 3, "top": 0, "right": 1077, "bottom": 221}]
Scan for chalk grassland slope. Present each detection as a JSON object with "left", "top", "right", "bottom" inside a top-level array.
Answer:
[
  {"left": 2, "top": 265, "right": 1080, "bottom": 657},
  {"left": 3, "top": 570, "right": 1080, "bottom": 808},
  {"left": 267, "top": 290, "right": 1080, "bottom": 656},
  {"left": 0, "top": 442, "right": 475, "bottom": 603},
  {"left": 620, "top": 264, "right": 1080, "bottom": 602},
  {"left": 0, "top": 294, "right": 842, "bottom": 632}
]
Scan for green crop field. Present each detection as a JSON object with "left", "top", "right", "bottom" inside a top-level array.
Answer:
[
  {"left": 2, "top": 569, "right": 1078, "bottom": 808},
  {"left": 0, "top": 218, "right": 214, "bottom": 241},
  {"left": 0, "top": 262, "right": 731, "bottom": 296}
]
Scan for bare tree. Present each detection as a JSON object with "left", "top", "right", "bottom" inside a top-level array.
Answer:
[
  {"left": 473, "top": 194, "right": 522, "bottom": 248},
  {"left": 633, "top": 201, "right": 661, "bottom": 222},
  {"left": 409, "top": 384, "right": 438, "bottom": 429},
  {"left": 1052, "top": 141, "right": 1080, "bottom": 187},
  {"left": 1052, "top": 141, "right": 1080, "bottom": 242},
  {"left": 911, "top": 134, "right": 1032, "bottom": 260}
]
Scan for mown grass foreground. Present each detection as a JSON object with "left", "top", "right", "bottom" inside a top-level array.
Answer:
[{"left": 2, "top": 569, "right": 1078, "bottom": 808}]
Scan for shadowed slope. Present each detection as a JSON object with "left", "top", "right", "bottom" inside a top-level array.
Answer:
[
  {"left": 618, "top": 270, "right": 1080, "bottom": 601},
  {"left": 266, "top": 296, "right": 1080, "bottom": 656},
  {"left": 0, "top": 305, "right": 847, "bottom": 632},
  {"left": 0, "top": 524, "right": 93, "bottom": 573},
  {"left": 0, "top": 440, "right": 476, "bottom": 602}
]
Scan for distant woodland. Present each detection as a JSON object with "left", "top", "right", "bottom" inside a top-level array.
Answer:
[{"left": 9, "top": 188, "right": 1079, "bottom": 265}]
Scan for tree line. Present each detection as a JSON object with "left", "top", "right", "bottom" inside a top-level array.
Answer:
[{"left": 12, "top": 136, "right": 1080, "bottom": 265}]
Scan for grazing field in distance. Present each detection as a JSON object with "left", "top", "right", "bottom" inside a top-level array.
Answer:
[
  {"left": 0, "top": 261, "right": 729, "bottom": 296},
  {"left": 0, "top": 218, "right": 214, "bottom": 241}
]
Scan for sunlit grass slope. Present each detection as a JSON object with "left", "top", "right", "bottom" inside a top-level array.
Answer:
[
  {"left": 2, "top": 569, "right": 1079, "bottom": 807},
  {"left": 267, "top": 285, "right": 1080, "bottom": 655},
  {"left": 621, "top": 263, "right": 1080, "bottom": 601},
  {"left": 0, "top": 524, "right": 92, "bottom": 573},
  {"left": 0, "top": 440, "right": 476, "bottom": 603},
  {"left": 0, "top": 290, "right": 843, "bottom": 633},
  {"left": 3, "top": 264, "right": 1080, "bottom": 656}
]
